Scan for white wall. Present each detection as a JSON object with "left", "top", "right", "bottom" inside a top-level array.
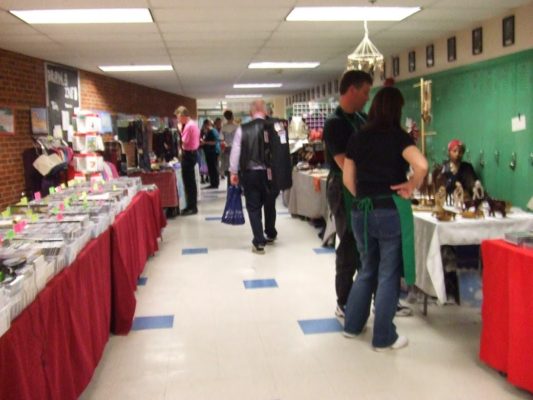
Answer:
[{"left": 386, "top": 2, "right": 533, "bottom": 83}]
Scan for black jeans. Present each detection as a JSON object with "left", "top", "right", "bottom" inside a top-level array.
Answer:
[
  {"left": 241, "top": 170, "right": 279, "bottom": 246},
  {"left": 326, "top": 173, "right": 360, "bottom": 307},
  {"left": 181, "top": 150, "right": 198, "bottom": 210},
  {"left": 205, "top": 151, "right": 219, "bottom": 188}
]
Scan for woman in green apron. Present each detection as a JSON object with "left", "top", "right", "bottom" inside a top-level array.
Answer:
[{"left": 341, "top": 86, "right": 428, "bottom": 351}]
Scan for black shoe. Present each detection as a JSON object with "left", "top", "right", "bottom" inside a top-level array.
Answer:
[
  {"left": 181, "top": 208, "right": 198, "bottom": 216},
  {"left": 252, "top": 244, "right": 265, "bottom": 254},
  {"left": 265, "top": 236, "right": 277, "bottom": 244}
]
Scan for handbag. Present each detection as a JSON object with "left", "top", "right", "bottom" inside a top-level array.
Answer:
[{"left": 221, "top": 185, "right": 245, "bottom": 225}]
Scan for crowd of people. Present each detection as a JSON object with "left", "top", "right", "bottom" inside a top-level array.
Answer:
[{"left": 174, "top": 69, "right": 432, "bottom": 352}]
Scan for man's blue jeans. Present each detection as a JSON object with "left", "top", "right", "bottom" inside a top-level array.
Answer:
[{"left": 344, "top": 208, "right": 402, "bottom": 348}]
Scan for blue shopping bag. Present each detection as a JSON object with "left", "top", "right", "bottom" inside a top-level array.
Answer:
[{"left": 222, "top": 185, "right": 245, "bottom": 225}]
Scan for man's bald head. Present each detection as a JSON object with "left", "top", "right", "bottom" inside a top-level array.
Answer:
[{"left": 249, "top": 99, "right": 267, "bottom": 116}]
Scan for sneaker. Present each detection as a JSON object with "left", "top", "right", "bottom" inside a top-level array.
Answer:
[
  {"left": 396, "top": 304, "right": 413, "bottom": 317},
  {"left": 335, "top": 304, "right": 345, "bottom": 318},
  {"left": 373, "top": 335, "right": 409, "bottom": 352},
  {"left": 265, "top": 236, "right": 277, "bottom": 244},
  {"left": 343, "top": 326, "right": 367, "bottom": 338},
  {"left": 252, "top": 244, "right": 265, "bottom": 254}
]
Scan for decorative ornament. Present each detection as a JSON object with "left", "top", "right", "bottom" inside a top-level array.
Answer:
[{"left": 346, "top": 20, "right": 384, "bottom": 77}]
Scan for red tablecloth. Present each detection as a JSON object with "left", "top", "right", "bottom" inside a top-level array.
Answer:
[
  {"left": 480, "top": 239, "right": 533, "bottom": 394},
  {"left": 0, "top": 229, "right": 112, "bottom": 400},
  {"left": 110, "top": 190, "right": 166, "bottom": 334},
  {"left": 129, "top": 170, "right": 178, "bottom": 208}
]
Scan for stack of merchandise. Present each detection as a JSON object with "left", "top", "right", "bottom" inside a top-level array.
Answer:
[{"left": 0, "top": 176, "right": 142, "bottom": 339}]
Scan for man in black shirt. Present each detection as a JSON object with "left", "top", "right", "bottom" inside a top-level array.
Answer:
[{"left": 324, "top": 70, "right": 373, "bottom": 318}]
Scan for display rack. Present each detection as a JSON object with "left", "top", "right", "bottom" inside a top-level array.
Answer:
[{"left": 291, "top": 101, "right": 337, "bottom": 130}]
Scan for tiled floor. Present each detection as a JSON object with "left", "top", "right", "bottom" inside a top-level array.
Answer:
[{"left": 81, "top": 187, "right": 530, "bottom": 400}]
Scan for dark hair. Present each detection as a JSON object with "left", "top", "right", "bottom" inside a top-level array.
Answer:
[
  {"left": 223, "top": 110, "right": 233, "bottom": 121},
  {"left": 366, "top": 87, "right": 404, "bottom": 130},
  {"left": 339, "top": 70, "right": 373, "bottom": 95},
  {"left": 214, "top": 117, "right": 222, "bottom": 125}
]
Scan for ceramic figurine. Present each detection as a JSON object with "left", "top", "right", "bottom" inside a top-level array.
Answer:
[
  {"left": 487, "top": 197, "right": 507, "bottom": 217},
  {"left": 453, "top": 181, "right": 464, "bottom": 210},
  {"left": 435, "top": 186, "right": 446, "bottom": 212},
  {"left": 472, "top": 180, "right": 485, "bottom": 201}
]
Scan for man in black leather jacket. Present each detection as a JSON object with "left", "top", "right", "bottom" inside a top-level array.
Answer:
[{"left": 229, "top": 100, "right": 290, "bottom": 254}]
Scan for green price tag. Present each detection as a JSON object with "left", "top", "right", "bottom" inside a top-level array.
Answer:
[
  {"left": 6, "top": 230, "right": 15, "bottom": 240},
  {"left": 1, "top": 207, "right": 11, "bottom": 218},
  {"left": 19, "top": 197, "right": 29, "bottom": 206},
  {"left": 31, "top": 214, "right": 39, "bottom": 222},
  {"left": 49, "top": 187, "right": 56, "bottom": 195}
]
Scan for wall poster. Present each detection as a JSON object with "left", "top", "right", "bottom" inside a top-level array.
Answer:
[
  {"left": 0, "top": 108, "right": 15, "bottom": 134},
  {"left": 45, "top": 63, "right": 80, "bottom": 140}
]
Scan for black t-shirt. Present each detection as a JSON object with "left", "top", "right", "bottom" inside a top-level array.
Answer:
[
  {"left": 346, "top": 125, "right": 415, "bottom": 197},
  {"left": 323, "top": 106, "right": 366, "bottom": 173}
]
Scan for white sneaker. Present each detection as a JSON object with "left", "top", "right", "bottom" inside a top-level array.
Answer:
[
  {"left": 343, "top": 326, "right": 367, "bottom": 338},
  {"left": 335, "top": 304, "right": 345, "bottom": 318},
  {"left": 373, "top": 335, "right": 409, "bottom": 352}
]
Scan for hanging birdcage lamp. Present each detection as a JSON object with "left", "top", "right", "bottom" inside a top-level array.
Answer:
[{"left": 346, "top": 20, "right": 384, "bottom": 76}]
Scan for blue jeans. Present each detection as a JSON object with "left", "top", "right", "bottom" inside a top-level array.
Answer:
[{"left": 344, "top": 208, "right": 402, "bottom": 348}]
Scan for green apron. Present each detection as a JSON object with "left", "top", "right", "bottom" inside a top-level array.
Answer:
[{"left": 353, "top": 195, "right": 416, "bottom": 285}]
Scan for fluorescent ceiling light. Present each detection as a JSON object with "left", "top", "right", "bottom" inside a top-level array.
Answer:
[
  {"left": 225, "top": 94, "right": 263, "bottom": 99},
  {"left": 99, "top": 65, "right": 173, "bottom": 72},
  {"left": 248, "top": 62, "right": 319, "bottom": 69},
  {"left": 9, "top": 8, "right": 153, "bottom": 24},
  {"left": 286, "top": 7, "right": 421, "bottom": 22},
  {"left": 233, "top": 83, "right": 282, "bottom": 89}
]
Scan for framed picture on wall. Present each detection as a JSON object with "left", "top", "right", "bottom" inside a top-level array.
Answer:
[
  {"left": 31, "top": 107, "right": 49, "bottom": 135},
  {"left": 426, "top": 44, "right": 435, "bottom": 67},
  {"left": 502, "top": 15, "right": 515, "bottom": 47},
  {"left": 316, "top": 86, "right": 320, "bottom": 98},
  {"left": 447, "top": 36, "right": 456, "bottom": 62},
  {"left": 380, "top": 61, "right": 386, "bottom": 81},
  {"left": 327, "top": 81, "right": 332, "bottom": 95},
  {"left": 472, "top": 27, "right": 483, "bottom": 55},
  {"left": 392, "top": 56, "right": 400, "bottom": 77},
  {"left": 334, "top": 79, "right": 339, "bottom": 93},
  {"left": 408, "top": 51, "right": 416, "bottom": 72},
  {"left": 0, "top": 108, "right": 15, "bottom": 135}
]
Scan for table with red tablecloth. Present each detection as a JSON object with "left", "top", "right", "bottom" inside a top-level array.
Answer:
[
  {"left": 129, "top": 169, "right": 178, "bottom": 208},
  {"left": 110, "top": 190, "right": 166, "bottom": 334},
  {"left": 0, "top": 189, "right": 166, "bottom": 400},
  {"left": 0, "top": 229, "right": 112, "bottom": 400},
  {"left": 480, "top": 239, "right": 533, "bottom": 394}
]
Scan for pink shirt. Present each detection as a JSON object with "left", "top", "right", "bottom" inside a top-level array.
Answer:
[{"left": 181, "top": 120, "right": 200, "bottom": 151}]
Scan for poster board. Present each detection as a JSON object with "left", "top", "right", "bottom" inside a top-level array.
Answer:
[{"left": 45, "top": 62, "right": 80, "bottom": 140}]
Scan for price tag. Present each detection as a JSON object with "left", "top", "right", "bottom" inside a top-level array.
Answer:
[
  {"left": 2, "top": 207, "right": 11, "bottom": 218},
  {"left": 6, "top": 230, "right": 15, "bottom": 240},
  {"left": 31, "top": 214, "right": 39, "bottom": 223},
  {"left": 57, "top": 214, "right": 64, "bottom": 222},
  {"left": 19, "top": 196, "right": 28, "bottom": 206},
  {"left": 34, "top": 192, "right": 42, "bottom": 201},
  {"left": 49, "top": 187, "right": 56, "bottom": 195}
]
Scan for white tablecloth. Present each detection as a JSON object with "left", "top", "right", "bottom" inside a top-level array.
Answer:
[{"left": 414, "top": 210, "right": 533, "bottom": 304}]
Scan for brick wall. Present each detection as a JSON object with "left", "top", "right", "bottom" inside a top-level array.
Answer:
[{"left": 0, "top": 47, "right": 196, "bottom": 209}]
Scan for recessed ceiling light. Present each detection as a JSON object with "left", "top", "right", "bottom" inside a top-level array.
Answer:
[
  {"left": 99, "top": 65, "right": 173, "bottom": 72},
  {"left": 286, "top": 7, "right": 421, "bottom": 22},
  {"left": 248, "top": 62, "right": 319, "bottom": 69},
  {"left": 233, "top": 83, "right": 283, "bottom": 89},
  {"left": 225, "top": 94, "right": 263, "bottom": 99},
  {"left": 9, "top": 8, "right": 153, "bottom": 24}
]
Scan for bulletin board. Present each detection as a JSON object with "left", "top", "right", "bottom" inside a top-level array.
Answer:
[{"left": 45, "top": 62, "right": 80, "bottom": 139}]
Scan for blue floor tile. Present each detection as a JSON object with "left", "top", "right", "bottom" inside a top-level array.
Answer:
[
  {"left": 243, "top": 279, "right": 278, "bottom": 289},
  {"left": 137, "top": 277, "right": 148, "bottom": 286},
  {"left": 132, "top": 315, "right": 174, "bottom": 331},
  {"left": 182, "top": 247, "right": 208, "bottom": 255},
  {"left": 205, "top": 216, "right": 222, "bottom": 221},
  {"left": 313, "top": 247, "right": 335, "bottom": 254},
  {"left": 298, "top": 318, "right": 343, "bottom": 335}
]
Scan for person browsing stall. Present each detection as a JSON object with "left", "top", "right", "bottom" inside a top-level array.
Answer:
[
  {"left": 175, "top": 106, "right": 200, "bottom": 216},
  {"left": 342, "top": 87, "right": 428, "bottom": 351}
]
